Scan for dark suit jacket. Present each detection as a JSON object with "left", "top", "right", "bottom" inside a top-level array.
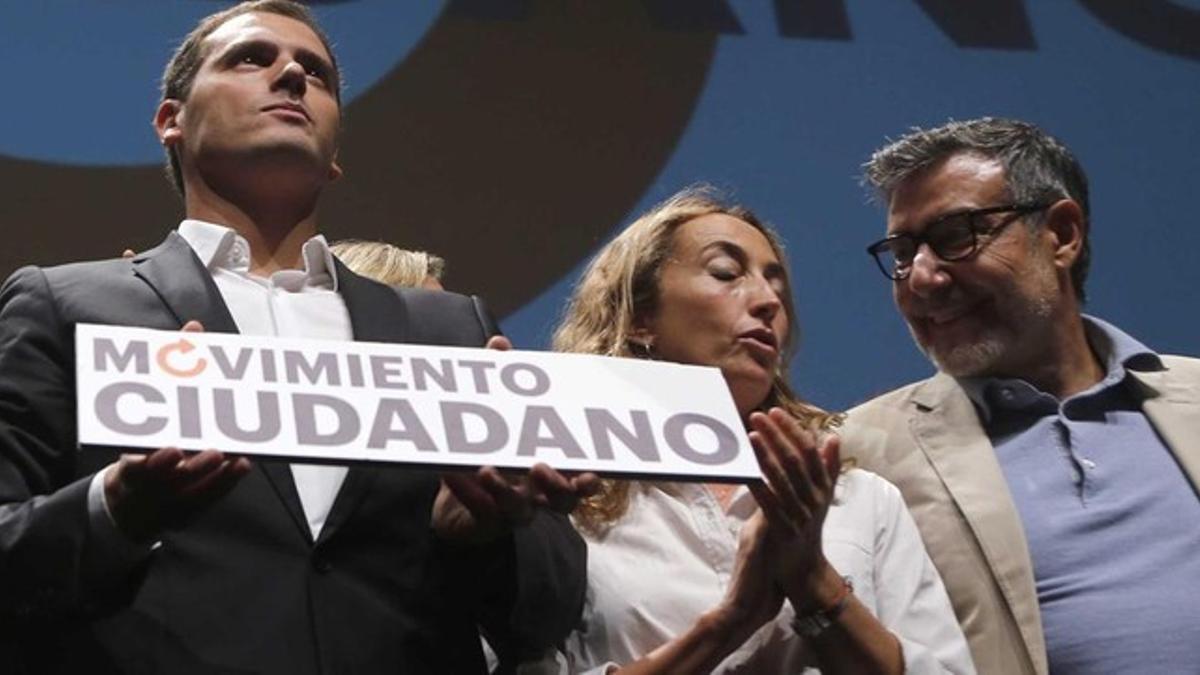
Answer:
[{"left": 0, "top": 232, "right": 586, "bottom": 675}]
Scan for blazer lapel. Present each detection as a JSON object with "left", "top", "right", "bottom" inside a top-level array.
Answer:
[
  {"left": 133, "top": 231, "right": 312, "bottom": 544},
  {"left": 132, "top": 232, "right": 238, "bottom": 335},
  {"left": 317, "top": 262, "right": 411, "bottom": 544},
  {"left": 909, "top": 374, "right": 1047, "bottom": 671},
  {"left": 337, "top": 259, "right": 412, "bottom": 344},
  {"left": 1128, "top": 360, "right": 1200, "bottom": 490}
]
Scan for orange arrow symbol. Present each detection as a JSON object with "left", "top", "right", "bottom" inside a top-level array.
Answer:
[{"left": 156, "top": 338, "right": 207, "bottom": 378}]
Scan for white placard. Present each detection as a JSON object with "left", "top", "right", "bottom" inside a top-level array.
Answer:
[{"left": 75, "top": 324, "right": 758, "bottom": 481}]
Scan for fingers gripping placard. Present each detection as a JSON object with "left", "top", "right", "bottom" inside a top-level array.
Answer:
[{"left": 76, "top": 325, "right": 758, "bottom": 481}]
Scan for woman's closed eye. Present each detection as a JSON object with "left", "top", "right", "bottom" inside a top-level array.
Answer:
[{"left": 709, "top": 261, "right": 743, "bottom": 281}]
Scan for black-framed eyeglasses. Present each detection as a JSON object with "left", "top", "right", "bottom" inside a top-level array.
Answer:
[{"left": 866, "top": 203, "right": 1052, "bottom": 281}]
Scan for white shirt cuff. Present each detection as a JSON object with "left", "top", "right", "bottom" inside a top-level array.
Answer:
[{"left": 87, "top": 465, "right": 159, "bottom": 562}]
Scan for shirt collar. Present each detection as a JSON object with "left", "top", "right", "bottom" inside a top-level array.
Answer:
[
  {"left": 1082, "top": 314, "right": 1161, "bottom": 376},
  {"left": 176, "top": 219, "right": 340, "bottom": 291},
  {"left": 958, "top": 314, "right": 1161, "bottom": 421}
]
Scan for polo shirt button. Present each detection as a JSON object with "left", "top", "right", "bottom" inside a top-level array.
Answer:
[{"left": 312, "top": 554, "right": 332, "bottom": 574}]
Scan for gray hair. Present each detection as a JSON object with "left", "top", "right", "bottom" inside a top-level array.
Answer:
[{"left": 863, "top": 117, "right": 1091, "bottom": 301}]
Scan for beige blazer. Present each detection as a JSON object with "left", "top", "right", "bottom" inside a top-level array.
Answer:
[{"left": 841, "top": 355, "right": 1200, "bottom": 675}]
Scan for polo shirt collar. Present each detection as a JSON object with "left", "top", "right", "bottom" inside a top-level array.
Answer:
[{"left": 958, "top": 315, "right": 1161, "bottom": 422}]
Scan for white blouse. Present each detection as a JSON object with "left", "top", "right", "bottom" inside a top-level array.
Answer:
[{"left": 524, "top": 469, "right": 974, "bottom": 674}]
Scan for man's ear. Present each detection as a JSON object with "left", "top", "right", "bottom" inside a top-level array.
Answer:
[
  {"left": 328, "top": 152, "right": 343, "bottom": 181},
  {"left": 1042, "top": 198, "right": 1086, "bottom": 271},
  {"left": 154, "top": 99, "right": 184, "bottom": 147}
]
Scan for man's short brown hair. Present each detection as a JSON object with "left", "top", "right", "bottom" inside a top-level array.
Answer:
[{"left": 159, "top": 0, "right": 342, "bottom": 195}]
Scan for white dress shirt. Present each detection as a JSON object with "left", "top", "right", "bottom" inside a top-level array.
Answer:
[
  {"left": 533, "top": 469, "right": 975, "bottom": 674},
  {"left": 90, "top": 220, "right": 354, "bottom": 544}
]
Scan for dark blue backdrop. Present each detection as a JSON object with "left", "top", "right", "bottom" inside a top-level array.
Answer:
[{"left": 3, "top": 1, "right": 1197, "bottom": 409}]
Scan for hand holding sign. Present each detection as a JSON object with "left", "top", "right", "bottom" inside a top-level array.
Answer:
[
  {"left": 433, "top": 464, "right": 601, "bottom": 543},
  {"left": 103, "top": 321, "right": 252, "bottom": 543},
  {"left": 432, "top": 335, "right": 601, "bottom": 543}
]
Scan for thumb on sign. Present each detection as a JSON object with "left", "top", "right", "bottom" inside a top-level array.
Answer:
[{"left": 102, "top": 319, "right": 252, "bottom": 543}]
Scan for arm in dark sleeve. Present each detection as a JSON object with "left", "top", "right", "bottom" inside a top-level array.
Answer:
[
  {"left": 0, "top": 267, "right": 146, "bottom": 627},
  {"left": 400, "top": 287, "right": 587, "bottom": 648},
  {"left": 459, "top": 510, "right": 587, "bottom": 664},
  {"left": 506, "top": 510, "right": 587, "bottom": 647}
]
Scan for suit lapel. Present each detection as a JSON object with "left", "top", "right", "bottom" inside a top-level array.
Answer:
[
  {"left": 909, "top": 374, "right": 1047, "bottom": 671},
  {"left": 337, "top": 258, "right": 412, "bottom": 344},
  {"left": 1128, "top": 360, "right": 1200, "bottom": 491},
  {"left": 317, "top": 262, "right": 411, "bottom": 544},
  {"left": 132, "top": 232, "right": 238, "bottom": 334},
  {"left": 133, "top": 231, "right": 313, "bottom": 544}
]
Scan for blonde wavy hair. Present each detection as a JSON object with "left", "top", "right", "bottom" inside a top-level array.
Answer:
[
  {"left": 331, "top": 239, "right": 446, "bottom": 288},
  {"left": 553, "top": 186, "right": 841, "bottom": 533}
]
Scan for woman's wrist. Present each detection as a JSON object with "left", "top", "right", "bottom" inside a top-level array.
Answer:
[
  {"left": 703, "top": 602, "right": 766, "bottom": 645},
  {"left": 704, "top": 603, "right": 747, "bottom": 635},
  {"left": 618, "top": 606, "right": 767, "bottom": 675},
  {"left": 784, "top": 558, "right": 845, "bottom": 613}
]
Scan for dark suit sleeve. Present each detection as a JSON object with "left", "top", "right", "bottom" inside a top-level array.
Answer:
[
  {"left": 392, "top": 287, "right": 498, "bottom": 346},
  {"left": 395, "top": 288, "right": 588, "bottom": 651},
  {"left": 500, "top": 511, "right": 588, "bottom": 650},
  {"left": 441, "top": 511, "right": 586, "bottom": 663},
  {"left": 0, "top": 267, "right": 143, "bottom": 627}
]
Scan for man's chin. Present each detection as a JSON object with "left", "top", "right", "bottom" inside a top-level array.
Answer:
[
  {"left": 922, "top": 338, "right": 1006, "bottom": 378},
  {"left": 912, "top": 326, "right": 1008, "bottom": 379},
  {"left": 210, "top": 144, "right": 335, "bottom": 183},
  {"left": 254, "top": 139, "right": 330, "bottom": 164}
]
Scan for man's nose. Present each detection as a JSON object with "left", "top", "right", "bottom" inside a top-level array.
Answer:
[
  {"left": 274, "top": 59, "right": 308, "bottom": 97},
  {"left": 905, "top": 244, "right": 951, "bottom": 297}
]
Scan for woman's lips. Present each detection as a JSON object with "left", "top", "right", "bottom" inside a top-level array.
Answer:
[{"left": 737, "top": 329, "right": 779, "bottom": 364}]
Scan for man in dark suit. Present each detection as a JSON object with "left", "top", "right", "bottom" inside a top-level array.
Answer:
[{"left": 0, "top": 2, "right": 589, "bottom": 673}]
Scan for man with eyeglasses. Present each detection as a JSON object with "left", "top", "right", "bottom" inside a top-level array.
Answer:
[{"left": 843, "top": 117, "right": 1200, "bottom": 675}]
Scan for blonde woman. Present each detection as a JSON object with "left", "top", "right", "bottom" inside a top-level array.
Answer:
[
  {"left": 330, "top": 239, "right": 446, "bottom": 289},
  {"left": 538, "top": 187, "right": 973, "bottom": 674}
]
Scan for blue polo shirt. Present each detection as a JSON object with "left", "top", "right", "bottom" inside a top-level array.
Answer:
[{"left": 960, "top": 317, "right": 1200, "bottom": 674}]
